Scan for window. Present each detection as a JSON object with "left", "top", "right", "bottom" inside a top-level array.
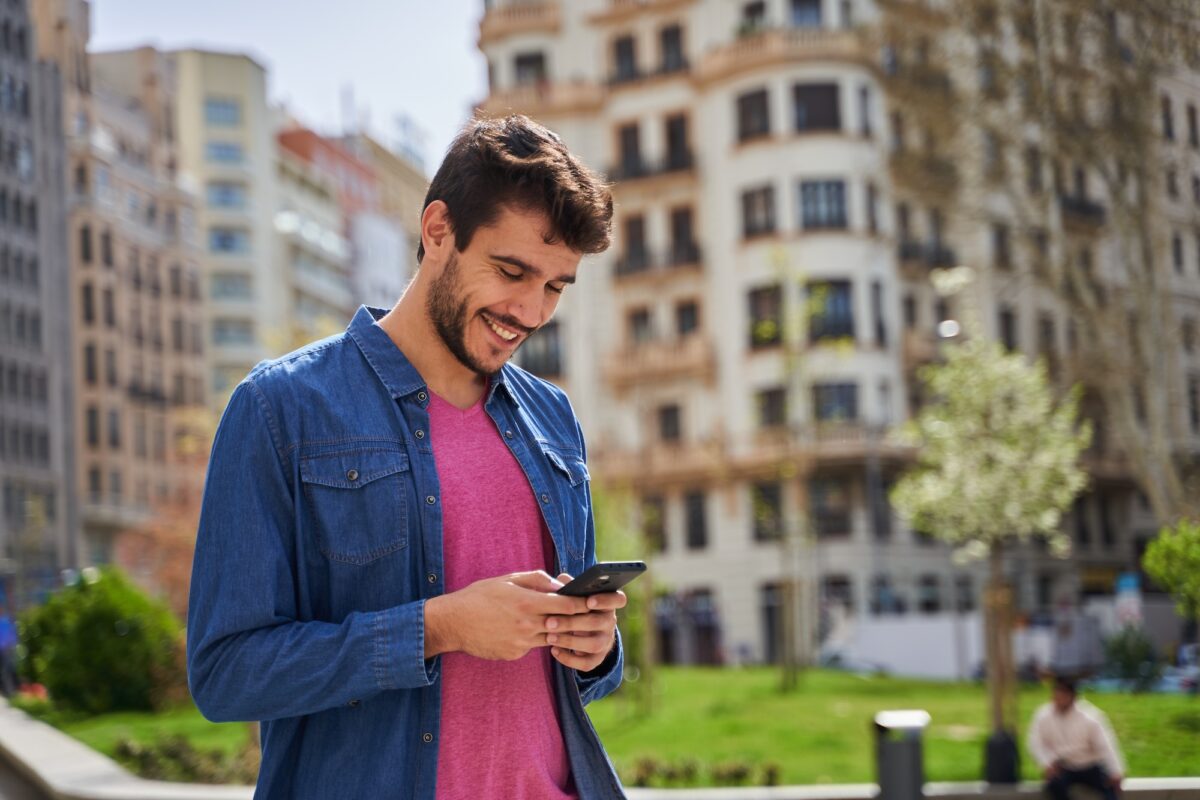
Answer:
[
  {"left": 790, "top": 0, "right": 822, "bottom": 27},
  {"left": 793, "top": 83, "right": 840, "bottom": 132},
  {"left": 1189, "top": 104, "right": 1199, "bottom": 149},
  {"left": 107, "top": 409, "right": 121, "bottom": 450},
  {"left": 823, "top": 575, "right": 854, "bottom": 612},
  {"left": 207, "top": 182, "right": 247, "bottom": 209},
  {"left": 81, "top": 283, "right": 94, "bottom": 325},
  {"left": 210, "top": 272, "right": 252, "bottom": 299},
  {"left": 83, "top": 343, "right": 96, "bottom": 384},
  {"left": 109, "top": 469, "right": 122, "bottom": 504},
  {"left": 748, "top": 285, "right": 782, "bottom": 347},
  {"left": 955, "top": 576, "right": 975, "bottom": 612},
  {"left": 102, "top": 288, "right": 115, "bottom": 328},
  {"left": 518, "top": 319, "right": 562, "bottom": 378},
  {"left": 621, "top": 215, "right": 648, "bottom": 272},
  {"left": 684, "top": 490, "right": 707, "bottom": 549},
  {"left": 740, "top": 1, "right": 767, "bottom": 33},
  {"left": 85, "top": 405, "right": 99, "bottom": 448},
  {"left": 205, "top": 141, "right": 243, "bottom": 164},
  {"left": 665, "top": 114, "right": 690, "bottom": 169},
  {"left": 670, "top": 207, "right": 697, "bottom": 263},
  {"left": 993, "top": 222, "right": 1012, "bottom": 268},
  {"left": 658, "top": 404, "right": 681, "bottom": 442},
  {"left": 811, "top": 476, "right": 851, "bottom": 536},
  {"left": 757, "top": 386, "right": 787, "bottom": 428},
  {"left": 998, "top": 305, "right": 1017, "bottom": 350},
  {"left": 612, "top": 36, "right": 637, "bottom": 83},
  {"left": 752, "top": 482, "right": 784, "bottom": 541},
  {"left": 871, "top": 281, "right": 886, "bottom": 346},
  {"left": 1162, "top": 94, "right": 1175, "bottom": 141},
  {"left": 514, "top": 51, "right": 547, "bottom": 86},
  {"left": 866, "top": 182, "right": 878, "bottom": 234},
  {"left": 104, "top": 349, "right": 117, "bottom": 387},
  {"left": 617, "top": 122, "right": 642, "bottom": 176},
  {"left": 675, "top": 300, "right": 699, "bottom": 336},
  {"left": 807, "top": 280, "right": 854, "bottom": 340},
  {"left": 813, "top": 382, "right": 858, "bottom": 421},
  {"left": 100, "top": 229, "right": 113, "bottom": 266},
  {"left": 212, "top": 318, "right": 255, "bottom": 345},
  {"left": 870, "top": 575, "right": 904, "bottom": 615},
  {"left": 859, "top": 85, "right": 872, "bottom": 137},
  {"left": 642, "top": 495, "right": 666, "bottom": 552},
  {"left": 741, "top": 185, "right": 776, "bottom": 237},
  {"left": 1173, "top": 234, "right": 1184, "bottom": 273},
  {"left": 1184, "top": 318, "right": 1196, "bottom": 354},
  {"left": 628, "top": 307, "right": 654, "bottom": 344},
  {"left": 209, "top": 228, "right": 250, "bottom": 254},
  {"left": 660, "top": 24, "right": 685, "bottom": 73},
  {"left": 88, "top": 467, "right": 101, "bottom": 504},
  {"left": 799, "top": 180, "right": 847, "bottom": 229},
  {"left": 1189, "top": 375, "right": 1200, "bottom": 434},
  {"left": 1168, "top": 168, "right": 1180, "bottom": 200},
  {"left": 737, "top": 89, "right": 771, "bottom": 141},
  {"left": 918, "top": 575, "right": 942, "bottom": 614},
  {"left": 205, "top": 98, "right": 241, "bottom": 126},
  {"left": 1025, "top": 146, "right": 1043, "bottom": 194}
]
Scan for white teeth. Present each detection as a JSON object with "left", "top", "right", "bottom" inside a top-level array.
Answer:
[{"left": 484, "top": 315, "right": 518, "bottom": 341}]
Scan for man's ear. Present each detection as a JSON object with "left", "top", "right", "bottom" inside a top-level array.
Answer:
[{"left": 421, "top": 201, "right": 454, "bottom": 262}]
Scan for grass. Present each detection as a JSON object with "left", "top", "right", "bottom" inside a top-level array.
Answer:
[{"left": 15, "top": 668, "right": 1200, "bottom": 787}]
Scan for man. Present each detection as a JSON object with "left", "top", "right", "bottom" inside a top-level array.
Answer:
[
  {"left": 187, "top": 115, "right": 628, "bottom": 799},
  {"left": 1028, "top": 676, "right": 1125, "bottom": 800}
]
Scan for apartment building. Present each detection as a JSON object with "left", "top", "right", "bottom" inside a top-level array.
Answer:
[
  {"left": 477, "top": 0, "right": 1195, "bottom": 671},
  {"left": 34, "top": 1, "right": 207, "bottom": 565},
  {"left": 0, "top": 0, "right": 71, "bottom": 603}
]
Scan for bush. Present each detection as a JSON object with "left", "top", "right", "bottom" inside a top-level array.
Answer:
[
  {"left": 18, "top": 567, "right": 186, "bottom": 714},
  {"left": 1104, "top": 625, "right": 1162, "bottom": 693},
  {"left": 114, "top": 730, "right": 259, "bottom": 785}
]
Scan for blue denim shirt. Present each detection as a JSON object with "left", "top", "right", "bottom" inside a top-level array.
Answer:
[{"left": 187, "top": 306, "right": 626, "bottom": 799}]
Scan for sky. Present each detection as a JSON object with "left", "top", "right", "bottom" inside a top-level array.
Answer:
[{"left": 89, "top": 0, "right": 489, "bottom": 176}]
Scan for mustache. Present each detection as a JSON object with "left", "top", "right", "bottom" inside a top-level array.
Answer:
[{"left": 481, "top": 311, "right": 536, "bottom": 336}]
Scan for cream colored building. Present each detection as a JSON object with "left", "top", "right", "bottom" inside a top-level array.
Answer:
[
  {"left": 92, "top": 47, "right": 282, "bottom": 405},
  {"left": 34, "top": 1, "right": 206, "bottom": 565},
  {"left": 478, "top": 0, "right": 1194, "bottom": 672}
]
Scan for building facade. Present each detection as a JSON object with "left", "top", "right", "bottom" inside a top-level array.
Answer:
[{"left": 477, "top": 0, "right": 1195, "bottom": 671}]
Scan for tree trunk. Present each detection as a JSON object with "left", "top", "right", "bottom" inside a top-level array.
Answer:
[{"left": 985, "top": 542, "right": 1017, "bottom": 734}]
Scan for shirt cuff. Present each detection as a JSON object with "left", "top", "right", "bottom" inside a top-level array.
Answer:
[{"left": 372, "top": 600, "right": 439, "bottom": 691}]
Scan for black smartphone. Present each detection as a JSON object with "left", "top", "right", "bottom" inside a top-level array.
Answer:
[{"left": 556, "top": 561, "right": 647, "bottom": 597}]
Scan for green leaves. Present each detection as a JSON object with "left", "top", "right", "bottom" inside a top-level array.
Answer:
[{"left": 1142, "top": 519, "right": 1200, "bottom": 620}]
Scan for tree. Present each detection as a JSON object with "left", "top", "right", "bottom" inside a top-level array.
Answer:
[
  {"left": 890, "top": 267, "right": 1092, "bottom": 778},
  {"left": 1142, "top": 518, "right": 1200, "bottom": 623}
]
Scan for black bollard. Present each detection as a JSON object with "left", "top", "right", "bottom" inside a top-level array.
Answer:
[{"left": 874, "top": 710, "right": 930, "bottom": 800}]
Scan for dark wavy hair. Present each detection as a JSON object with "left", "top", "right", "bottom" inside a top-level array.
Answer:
[{"left": 416, "top": 115, "right": 613, "bottom": 263}]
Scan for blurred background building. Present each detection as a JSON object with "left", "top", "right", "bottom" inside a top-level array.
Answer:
[{"left": 478, "top": 0, "right": 1198, "bottom": 676}]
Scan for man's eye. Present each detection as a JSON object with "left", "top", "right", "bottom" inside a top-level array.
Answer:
[
  {"left": 501, "top": 269, "right": 521, "bottom": 280},
  {"left": 547, "top": 284, "right": 565, "bottom": 295}
]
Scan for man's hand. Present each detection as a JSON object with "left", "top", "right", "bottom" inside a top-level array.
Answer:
[
  {"left": 1043, "top": 765, "right": 1060, "bottom": 781},
  {"left": 424, "top": 571, "right": 589, "bottom": 661},
  {"left": 544, "top": 572, "right": 627, "bottom": 672},
  {"left": 1109, "top": 772, "right": 1123, "bottom": 791}
]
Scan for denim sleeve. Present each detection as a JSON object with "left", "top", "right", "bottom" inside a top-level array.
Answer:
[
  {"left": 570, "top": 416, "right": 624, "bottom": 705},
  {"left": 187, "top": 381, "right": 435, "bottom": 723}
]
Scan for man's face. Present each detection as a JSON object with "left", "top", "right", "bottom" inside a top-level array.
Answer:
[
  {"left": 1052, "top": 685, "right": 1075, "bottom": 712},
  {"left": 426, "top": 205, "right": 580, "bottom": 378}
]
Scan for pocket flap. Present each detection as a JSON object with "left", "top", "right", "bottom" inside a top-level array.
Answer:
[
  {"left": 541, "top": 445, "right": 590, "bottom": 487},
  {"left": 300, "top": 449, "right": 409, "bottom": 489}
]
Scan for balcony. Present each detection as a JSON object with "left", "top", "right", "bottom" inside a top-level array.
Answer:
[
  {"left": 590, "top": 438, "right": 723, "bottom": 486},
  {"left": 696, "top": 28, "right": 866, "bottom": 86},
  {"left": 604, "top": 335, "right": 715, "bottom": 392},
  {"left": 875, "top": 0, "right": 950, "bottom": 26},
  {"left": 1059, "top": 195, "right": 1107, "bottom": 230},
  {"left": 732, "top": 422, "right": 913, "bottom": 476},
  {"left": 588, "top": 0, "right": 698, "bottom": 26},
  {"left": 897, "top": 240, "right": 958, "bottom": 271},
  {"left": 479, "top": 1, "right": 561, "bottom": 46},
  {"left": 606, "top": 150, "right": 695, "bottom": 184},
  {"left": 613, "top": 242, "right": 703, "bottom": 281},
  {"left": 889, "top": 151, "right": 959, "bottom": 197},
  {"left": 477, "top": 80, "right": 605, "bottom": 120}
]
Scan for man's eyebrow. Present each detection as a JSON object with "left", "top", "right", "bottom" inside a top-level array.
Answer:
[{"left": 493, "top": 254, "right": 576, "bottom": 284}]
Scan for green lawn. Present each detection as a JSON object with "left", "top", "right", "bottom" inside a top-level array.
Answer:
[{"left": 21, "top": 668, "right": 1200, "bottom": 787}]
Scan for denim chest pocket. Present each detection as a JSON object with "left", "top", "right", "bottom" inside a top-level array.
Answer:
[
  {"left": 540, "top": 444, "right": 589, "bottom": 563},
  {"left": 299, "top": 448, "right": 410, "bottom": 565}
]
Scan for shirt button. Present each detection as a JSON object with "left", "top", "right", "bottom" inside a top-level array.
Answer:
[
  {"left": 347, "top": 699, "right": 360, "bottom": 707},
  {"left": 417, "top": 391, "right": 428, "bottom": 402},
  {"left": 427, "top": 573, "right": 437, "bottom": 584},
  {"left": 426, "top": 495, "right": 437, "bottom": 505},
  {"left": 541, "top": 494, "right": 550, "bottom": 504},
  {"left": 346, "top": 469, "right": 359, "bottom": 482},
  {"left": 505, "top": 430, "right": 514, "bottom": 439},
  {"left": 415, "top": 429, "right": 425, "bottom": 439},
  {"left": 422, "top": 733, "right": 433, "bottom": 743}
]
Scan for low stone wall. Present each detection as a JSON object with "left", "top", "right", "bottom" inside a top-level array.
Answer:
[{"left": 0, "top": 701, "right": 1195, "bottom": 800}]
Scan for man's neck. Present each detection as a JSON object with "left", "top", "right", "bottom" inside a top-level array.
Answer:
[{"left": 378, "top": 292, "right": 488, "bottom": 410}]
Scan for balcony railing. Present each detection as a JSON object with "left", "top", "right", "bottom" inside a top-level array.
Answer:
[
  {"left": 614, "top": 242, "right": 703, "bottom": 278},
  {"left": 607, "top": 150, "right": 695, "bottom": 183},
  {"left": 478, "top": 1, "right": 561, "bottom": 45},
  {"left": 897, "top": 241, "right": 958, "bottom": 269},
  {"left": 697, "top": 28, "right": 865, "bottom": 85},
  {"left": 477, "top": 80, "right": 605, "bottom": 119},
  {"left": 1059, "top": 195, "right": 1107, "bottom": 228},
  {"left": 604, "top": 335, "right": 715, "bottom": 391}
]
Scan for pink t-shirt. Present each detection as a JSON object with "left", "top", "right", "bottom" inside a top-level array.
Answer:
[{"left": 429, "top": 390, "right": 577, "bottom": 800}]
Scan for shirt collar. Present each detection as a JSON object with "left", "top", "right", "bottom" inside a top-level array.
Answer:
[{"left": 347, "top": 305, "right": 520, "bottom": 406}]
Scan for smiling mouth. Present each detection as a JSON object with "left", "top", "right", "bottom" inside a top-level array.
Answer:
[{"left": 480, "top": 311, "right": 521, "bottom": 343}]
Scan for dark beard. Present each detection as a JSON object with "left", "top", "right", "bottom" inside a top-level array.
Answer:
[{"left": 426, "top": 252, "right": 502, "bottom": 377}]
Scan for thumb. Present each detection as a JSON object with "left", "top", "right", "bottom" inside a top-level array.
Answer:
[{"left": 508, "top": 570, "right": 566, "bottom": 592}]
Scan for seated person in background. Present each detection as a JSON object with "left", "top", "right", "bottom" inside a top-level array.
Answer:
[{"left": 1028, "top": 675, "right": 1124, "bottom": 800}]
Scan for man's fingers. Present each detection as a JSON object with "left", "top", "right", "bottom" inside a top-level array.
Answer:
[
  {"left": 545, "top": 610, "right": 614, "bottom": 633},
  {"left": 584, "top": 590, "right": 627, "bottom": 611},
  {"left": 551, "top": 646, "right": 601, "bottom": 671},
  {"left": 546, "top": 631, "right": 609, "bottom": 655},
  {"left": 507, "top": 570, "right": 564, "bottom": 592}
]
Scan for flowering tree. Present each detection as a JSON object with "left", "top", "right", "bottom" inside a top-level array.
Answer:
[{"left": 890, "top": 268, "right": 1092, "bottom": 775}]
